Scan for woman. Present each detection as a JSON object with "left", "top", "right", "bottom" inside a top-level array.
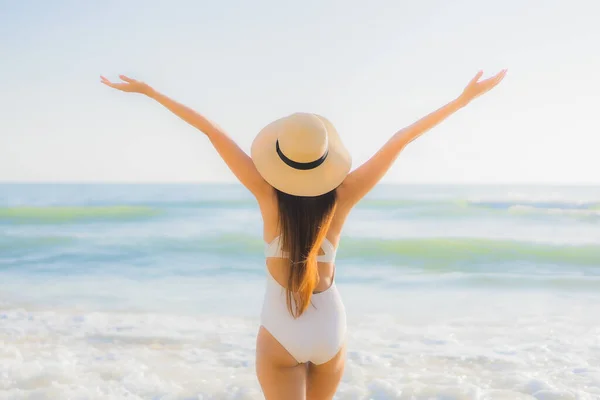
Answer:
[{"left": 101, "top": 69, "right": 506, "bottom": 399}]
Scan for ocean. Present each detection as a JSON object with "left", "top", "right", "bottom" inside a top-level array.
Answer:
[{"left": 1, "top": 183, "right": 599, "bottom": 400}]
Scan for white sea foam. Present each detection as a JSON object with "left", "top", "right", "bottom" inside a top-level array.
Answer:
[{"left": 1, "top": 288, "right": 599, "bottom": 400}]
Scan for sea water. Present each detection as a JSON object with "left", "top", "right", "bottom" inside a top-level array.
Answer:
[{"left": 1, "top": 183, "right": 599, "bottom": 399}]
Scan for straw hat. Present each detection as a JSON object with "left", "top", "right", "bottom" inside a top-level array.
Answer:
[{"left": 251, "top": 113, "right": 352, "bottom": 197}]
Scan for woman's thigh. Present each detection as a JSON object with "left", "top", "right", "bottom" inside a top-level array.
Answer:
[
  {"left": 256, "top": 326, "right": 307, "bottom": 400},
  {"left": 306, "top": 344, "right": 346, "bottom": 400}
]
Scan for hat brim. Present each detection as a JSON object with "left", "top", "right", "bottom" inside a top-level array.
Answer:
[{"left": 251, "top": 115, "right": 352, "bottom": 197}]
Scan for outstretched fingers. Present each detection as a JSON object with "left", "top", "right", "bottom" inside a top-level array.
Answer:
[
  {"left": 100, "top": 75, "right": 117, "bottom": 88},
  {"left": 468, "top": 70, "right": 484, "bottom": 87},
  {"left": 460, "top": 68, "right": 507, "bottom": 103},
  {"left": 495, "top": 69, "right": 508, "bottom": 84},
  {"left": 482, "top": 69, "right": 508, "bottom": 91},
  {"left": 100, "top": 75, "right": 134, "bottom": 91},
  {"left": 119, "top": 75, "right": 136, "bottom": 83},
  {"left": 101, "top": 79, "right": 126, "bottom": 92}
]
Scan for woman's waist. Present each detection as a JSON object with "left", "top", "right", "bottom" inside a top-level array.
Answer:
[
  {"left": 265, "top": 263, "right": 337, "bottom": 294},
  {"left": 262, "top": 275, "right": 344, "bottom": 316}
]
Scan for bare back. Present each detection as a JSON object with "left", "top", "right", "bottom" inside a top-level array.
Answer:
[{"left": 258, "top": 186, "right": 353, "bottom": 294}]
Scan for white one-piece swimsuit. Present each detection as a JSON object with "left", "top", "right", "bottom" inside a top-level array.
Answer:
[{"left": 260, "top": 235, "right": 347, "bottom": 365}]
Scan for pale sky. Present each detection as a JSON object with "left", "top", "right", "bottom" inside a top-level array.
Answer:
[{"left": 1, "top": 0, "right": 598, "bottom": 184}]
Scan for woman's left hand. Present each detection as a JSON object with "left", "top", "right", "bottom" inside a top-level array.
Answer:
[
  {"left": 100, "top": 75, "right": 154, "bottom": 96},
  {"left": 458, "top": 69, "right": 507, "bottom": 107}
]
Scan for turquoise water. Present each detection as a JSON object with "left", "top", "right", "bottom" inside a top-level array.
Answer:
[{"left": 1, "top": 183, "right": 599, "bottom": 399}]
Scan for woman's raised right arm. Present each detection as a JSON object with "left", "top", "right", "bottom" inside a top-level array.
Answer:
[{"left": 100, "top": 75, "right": 271, "bottom": 200}]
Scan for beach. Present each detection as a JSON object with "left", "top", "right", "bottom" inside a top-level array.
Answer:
[{"left": 1, "top": 183, "right": 599, "bottom": 399}]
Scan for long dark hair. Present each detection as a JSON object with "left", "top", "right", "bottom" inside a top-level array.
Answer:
[{"left": 275, "top": 188, "right": 337, "bottom": 318}]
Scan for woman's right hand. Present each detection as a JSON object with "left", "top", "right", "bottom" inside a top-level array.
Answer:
[
  {"left": 100, "top": 75, "right": 154, "bottom": 96},
  {"left": 458, "top": 69, "right": 507, "bottom": 107}
]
